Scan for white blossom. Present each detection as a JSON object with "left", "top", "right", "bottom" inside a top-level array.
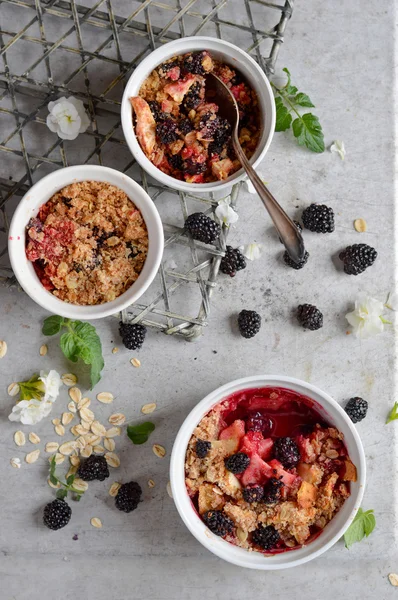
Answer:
[
  {"left": 47, "top": 96, "right": 90, "bottom": 140},
  {"left": 345, "top": 293, "right": 385, "bottom": 339},
  {"left": 39, "top": 369, "right": 62, "bottom": 402},
  {"left": 239, "top": 242, "right": 263, "bottom": 261},
  {"left": 215, "top": 198, "right": 239, "bottom": 227},
  {"left": 8, "top": 399, "right": 53, "bottom": 425},
  {"left": 330, "top": 140, "right": 346, "bottom": 160}
]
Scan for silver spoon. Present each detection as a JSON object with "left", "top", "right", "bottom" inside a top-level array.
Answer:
[{"left": 205, "top": 72, "right": 305, "bottom": 264}]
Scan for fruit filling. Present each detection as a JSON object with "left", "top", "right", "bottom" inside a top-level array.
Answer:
[
  {"left": 131, "top": 51, "right": 260, "bottom": 183},
  {"left": 185, "top": 387, "right": 357, "bottom": 554}
]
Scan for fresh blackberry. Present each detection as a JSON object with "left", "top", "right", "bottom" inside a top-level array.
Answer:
[
  {"left": 148, "top": 100, "right": 161, "bottom": 121},
  {"left": 262, "top": 478, "right": 284, "bottom": 504},
  {"left": 77, "top": 455, "right": 110, "bottom": 482},
  {"left": 115, "top": 481, "right": 142, "bottom": 513},
  {"left": 345, "top": 397, "right": 368, "bottom": 423},
  {"left": 43, "top": 499, "right": 72, "bottom": 530},
  {"left": 273, "top": 437, "right": 300, "bottom": 469},
  {"left": 279, "top": 220, "right": 302, "bottom": 244},
  {"left": 182, "top": 51, "right": 207, "bottom": 75},
  {"left": 178, "top": 118, "right": 193, "bottom": 135},
  {"left": 198, "top": 113, "right": 221, "bottom": 139},
  {"left": 203, "top": 510, "right": 234, "bottom": 537},
  {"left": 168, "top": 154, "right": 183, "bottom": 171},
  {"left": 220, "top": 246, "right": 246, "bottom": 277},
  {"left": 183, "top": 158, "right": 207, "bottom": 175},
  {"left": 158, "top": 59, "right": 179, "bottom": 76},
  {"left": 297, "top": 304, "right": 323, "bottom": 331},
  {"left": 283, "top": 250, "right": 309, "bottom": 270},
  {"left": 242, "top": 485, "right": 264, "bottom": 503},
  {"left": 181, "top": 81, "right": 202, "bottom": 112},
  {"left": 302, "top": 204, "right": 335, "bottom": 233},
  {"left": 119, "top": 322, "right": 147, "bottom": 350},
  {"left": 184, "top": 213, "right": 221, "bottom": 244},
  {"left": 237, "top": 310, "right": 261, "bottom": 339},
  {"left": 246, "top": 412, "right": 273, "bottom": 435},
  {"left": 252, "top": 524, "right": 280, "bottom": 550},
  {"left": 156, "top": 119, "right": 179, "bottom": 144},
  {"left": 195, "top": 439, "right": 211, "bottom": 458},
  {"left": 224, "top": 452, "right": 250, "bottom": 474},
  {"left": 339, "top": 244, "right": 377, "bottom": 275}
]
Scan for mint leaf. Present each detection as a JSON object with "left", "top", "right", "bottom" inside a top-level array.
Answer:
[
  {"left": 292, "top": 113, "right": 325, "bottom": 153},
  {"left": 386, "top": 401, "right": 398, "bottom": 424},
  {"left": 42, "top": 315, "right": 66, "bottom": 336},
  {"left": 60, "top": 332, "right": 80, "bottom": 363},
  {"left": 293, "top": 92, "right": 315, "bottom": 108},
  {"left": 66, "top": 474, "right": 75, "bottom": 486},
  {"left": 275, "top": 97, "right": 292, "bottom": 132},
  {"left": 127, "top": 422, "right": 155, "bottom": 445},
  {"left": 344, "top": 508, "right": 376, "bottom": 549},
  {"left": 56, "top": 489, "right": 68, "bottom": 500}
]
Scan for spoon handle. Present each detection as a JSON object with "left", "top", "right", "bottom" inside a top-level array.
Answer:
[{"left": 232, "top": 137, "right": 305, "bottom": 263}]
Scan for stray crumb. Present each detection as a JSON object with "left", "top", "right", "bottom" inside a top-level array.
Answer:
[
  {"left": 72, "top": 534, "right": 79, "bottom": 541},
  {"left": 212, "top": 350, "right": 217, "bottom": 354},
  {"left": 130, "top": 357, "right": 141, "bottom": 368},
  {"left": 112, "top": 347, "right": 119, "bottom": 354}
]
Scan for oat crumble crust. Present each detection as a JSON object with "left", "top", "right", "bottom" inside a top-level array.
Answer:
[{"left": 25, "top": 180, "right": 148, "bottom": 305}]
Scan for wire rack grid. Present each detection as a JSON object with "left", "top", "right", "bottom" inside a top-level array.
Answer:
[{"left": 0, "top": 0, "right": 294, "bottom": 339}]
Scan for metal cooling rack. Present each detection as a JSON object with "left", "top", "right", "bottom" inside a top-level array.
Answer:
[{"left": 0, "top": 0, "right": 294, "bottom": 339}]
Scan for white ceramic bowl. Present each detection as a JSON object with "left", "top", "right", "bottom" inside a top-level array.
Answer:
[
  {"left": 121, "top": 36, "right": 275, "bottom": 193},
  {"left": 170, "top": 375, "right": 366, "bottom": 570},
  {"left": 8, "top": 165, "right": 164, "bottom": 319}
]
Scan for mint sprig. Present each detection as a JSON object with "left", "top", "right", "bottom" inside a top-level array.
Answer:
[
  {"left": 127, "top": 422, "right": 155, "bottom": 445},
  {"left": 272, "top": 67, "right": 325, "bottom": 153},
  {"left": 49, "top": 456, "right": 85, "bottom": 501},
  {"left": 386, "top": 401, "right": 398, "bottom": 424},
  {"left": 343, "top": 508, "right": 376, "bottom": 549},
  {"left": 42, "top": 315, "right": 104, "bottom": 389}
]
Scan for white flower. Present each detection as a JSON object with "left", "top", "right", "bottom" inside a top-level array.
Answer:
[
  {"left": 345, "top": 293, "right": 385, "bottom": 338},
  {"left": 215, "top": 198, "right": 239, "bottom": 227},
  {"left": 39, "top": 369, "right": 62, "bottom": 402},
  {"left": 330, "top": 140, "right": 346, "bottom": 160},
  {"left": 386, "top": 291, "right": 398, "bottom": 311},
  {"left": 8, "top": 399, "right": 53, "bottom": 425},
  {"left": 47, "top": 96, "right": 90, "bottom": 140},
  {"left": 239, "top": 242, "right": 263, "bottom": 261}
]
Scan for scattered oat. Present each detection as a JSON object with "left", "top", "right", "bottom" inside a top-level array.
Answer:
[
  {"left": 93, "top": 445, "right": 105, "bottom": 454},
  {"left": 62, "top": 412, "right": 74, "bottom": 426},
  {"left": 70, "top": 425, "right": 80, "bottom": 436},
  {"left": 66, "top": 465, "right": 78, "bottom": 478},
  {"left": 97, "top": 392, "right": 114, "bottom": 404},
  {"left": 91, "top": 421, "right": 107, "bottom": 436},
  {"left": 104, "top": 438, "right": 115, "bottom": 452},
  {"left": 28, "top": 432, "right": 40, "bottom": 444},
  {"left": 80, "top": 420, "right": 91, "bottom": 431},
  {"left": 55, "top": 424, "right": 65, "bottom": 436},
  {"left": 84, "top": 433, "right": 101, "bottom": 446},
  {"left": 76, "top": 436, "right": 86, "bottom": 450},
  {"left": 166, "top": 481, "right": 173, "bottom": 498},
  {"left": 80, "top": 407, "right": 94, "bottom": 423},
  {"left": 354, "top": 218, "right": 367, "bottom": 233},
  {"left": 105, "top": 427, "right": 120, "bottom": 438},
  {"left": 69, "top": 387, "right": 82, "bottom": 403},
  {"left": 73, "top": 478, "right": 88, "bottom": 492},
  {"left": 389, "top": 574, "right": 398, "bottom": 587},
  {"left": 68, "top": 401, "right": 77, "bottom": 413},
  {"left": 39, "top": 344, "right": 48, "bottom": 356},
  {"left": 109, "top": 482, "right": 121, "bottom": 497},
  {"left": 90, "top": 517, "right": 102, "bottom": 529},
  {"left": 81, "top": 444, "right": 93, "bottom": 458},
  {"left": 45, "top": 442, "right": 59, "bottom": 453},
  {"left": 59, "top": 441, "right": 77, "bottom": 456},
  {"left": 62, "top": 373, "right": 77, "bottom": 386},
  {"left": 237, "top": 528, "right": 248, "bottom": 542},
  {"left": 108, "top": 413, "right": 126, "bottom": 426},
  {"left": 70, "top": 455, "right": 80, "bottom": 467},
  {"left": 148, "top": 479, "right": 155, "bottom": 488},
  {"left": 10, "top": 457, "right": 21, "bottom": 469},
  {"left": 105, "top": 452, "right": 120, "bottom": 468},
  {"left": 52, "top": 453, "right": 65, "bottom": 465},
  {"left": 25, "top": 449, "right": 40, "bottom": 464},
  {"left": 152, "top": 444, "right": 166, "bottom": 458},
  {"left": 7, "top": 382, "right": 20, "bottom": 397},
  {"left": 112, "top": 347, "right": 119, "bottom": 354},
  {"left": 14, "top": 430, "right": 26, "bottom": 446},
  {"left": 141, "top": 402, "right": 156, "bottom": 415},
  {"left": 52, "top": 418, "right": 60, "bottom": 425},
  {"left": 0, "top": 340, "right": 8, "bottom": 359},
  {"left": 48, "top": 478, "right": 60, "bottom": 489},
  {"left": 130, "top": 357, "right": 141, "bottom": 368},
  {"left": 77, "top": 396, "right": 90, "bottom": 410}
]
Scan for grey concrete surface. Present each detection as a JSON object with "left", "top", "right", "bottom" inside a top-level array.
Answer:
[{"left": 0, "top": 1, "right": 397, "bottom": 599}]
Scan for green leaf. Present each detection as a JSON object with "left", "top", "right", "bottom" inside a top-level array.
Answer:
[
  {"left": 127, "top": 422, "right": 155, "bottom": 445},
  {"left": 42, "top": 315, "right": 66, "bottom": 336},
  {"left": 293, "top": 92, "right": 315, "bottom": 108},
  {"left": 56, "top": 489, "right": 68, "bottom": 500},
  {"left": 73, "top": 493, "right": 82, "bottom": 502},
  {"left": 68, "top": 322, "right": 104, "bottom": 389},
  {"left": 66, "top": 474, "right": 75, "bottom": 486},
  {"left": 292, "top": 113, "right": 325, "bottom": 153},
  {"left": 274, "top": 97, "right": 292, "bottom": 132},
  {"left": 344, "top": 508, "right": 376, "bottom": 549},
  {"left": 386, "top": 401, "right": 398, "bottom": 424},
  {"left": 60, "top": 332, "right": 80, "bottom": 363},
  {"left": 50, "top": 473, "right": 58, "bottom": 486}
]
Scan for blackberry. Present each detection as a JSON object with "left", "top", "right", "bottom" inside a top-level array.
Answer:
[
  {"left": 203, "top": 510, "right": 234, "bottom": 537},
  {"left": 183, "top": 158, "right": 207, "bottom": 175},
  {"left": 181, "top": 81, "right": 202, "bottom": 112},
  {"left": 345, "top": 397, "right": 368, "bottom": 423},
  {"left": 297, "top": 304, "right": 323, "bottom": 330},
  {"left": 148, "top": 100, "right": 161, "bottom": 121},
  {"left": 195, "top": 439, "right": 211, "bottom": 458},
  {"left": 237, "top": 310, "right": 261, "bottom": 339},
  {"left": 262, "top": 478, "right": 284, "bottom": 504},
  {"left": 43, "top": 499, "right": 72, "bottom": 531},
  {"left": 224, "top": 452, "right": 250, "bottom": 474},
  {"left": 115, "top": 481, "right": 142, "bottom": 513},
  {"left": 156, "top": 119, "right": 178, "bottom": 144},
  {"left": 273, "top": 437, "right": 300, "bottom": 469},
  {"left": 302, "top": 204, "right": 335, "bottom": 233},
  {"left": 246, "top": 412, "right": 273, "bottom": 435},
  {"left": 119, "top": 322, "right": 147, "bottom": 350},
  {"left": 158, "top": 59, "right": 179, "bottom": 77},
  {"left": 242, "top": 485, "right": 264, "bottom": 503},
  {"left": 182, "top": 51, "right": 207, "bottom": 75},
  {"left": 220, "top": 246, "right": 246, "bottom": 277},
  {"left": 198, "top": 113, "right": 221, "bottom": 140},
  {"left": 283, "top": 250, "right": 309, "bottom": 270},
  {"left": 178, "top": 118, "right": 193, "bottom": 135},
  {"left": 252, "top": 524, "right": 280, "bottom": 550},
  {"left": 339, "top": 244, "right": 377, "bottom": 275},
  {"left": 77, "top": 455, "right": 110, "bottom": 482},
  {"left": 168, "top": 154, "right": 183, "bottom": 171},
  {"left": 61, "top": 196, "right": 72, "bottom": 207},
  {"left": 184, "top": 213, "right": 221, "bottom": 244},
  {"left": 279, "top": 220, "right": 302, "bottom": 244}
]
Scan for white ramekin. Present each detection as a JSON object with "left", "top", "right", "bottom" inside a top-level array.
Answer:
[
  {"left": 170, "top": 375, "right": 366, "bottom": 570},
  {"left": 121, "top": 36, "right": 275, "bottom": 193},
  {"left": 8, "top": 165, "right": 164, "bottom": 319}
]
